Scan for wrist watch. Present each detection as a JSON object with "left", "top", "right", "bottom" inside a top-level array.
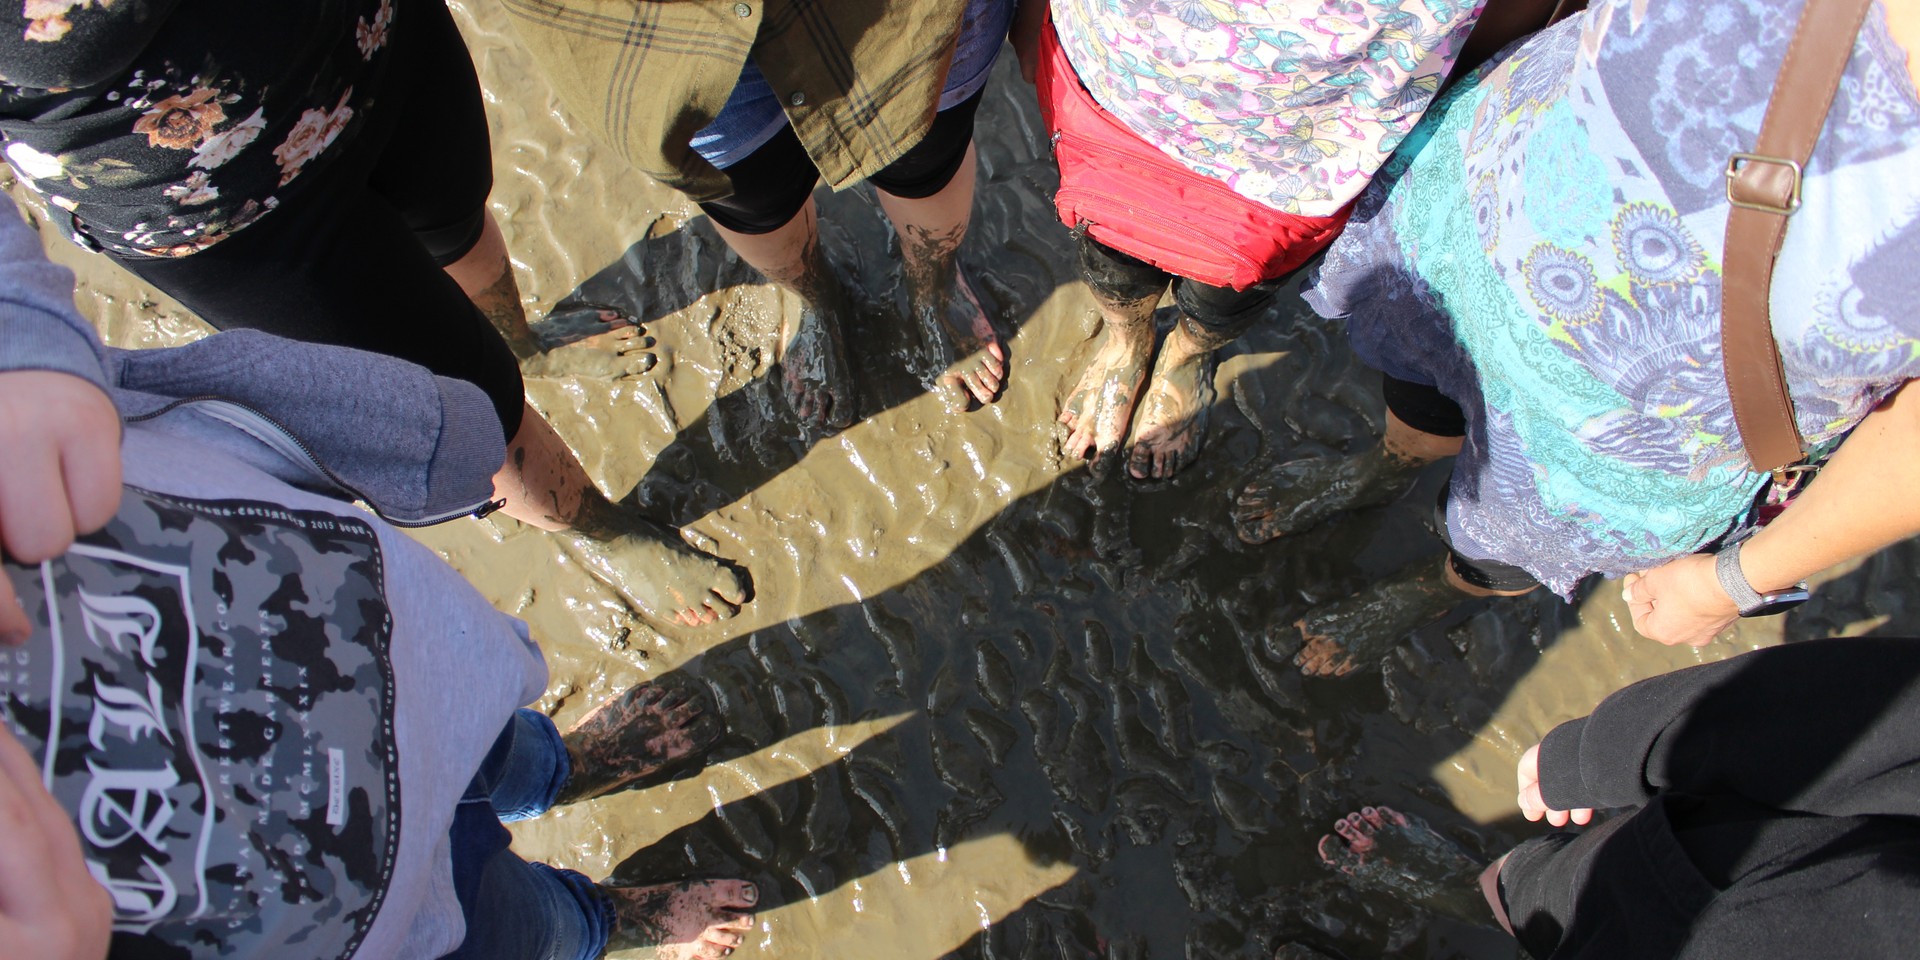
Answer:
[{"left": 1714, "top": 539, "right": 1810, "bottom": 617}]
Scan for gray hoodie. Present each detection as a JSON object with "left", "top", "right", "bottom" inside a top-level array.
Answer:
[{"left": 0, "top": 199, "right": 548, "bottom": 958}]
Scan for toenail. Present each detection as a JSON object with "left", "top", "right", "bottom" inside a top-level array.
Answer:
[{"left": 742, "top": 883, "right": 758, "bottom": 904}]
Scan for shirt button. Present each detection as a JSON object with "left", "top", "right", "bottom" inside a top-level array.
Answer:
[
  {"left": 734, "top": 2, "right": 750, "bottom": 16},
  {"left": 789, "top": 91, "right": 805, "bottom": 106}
]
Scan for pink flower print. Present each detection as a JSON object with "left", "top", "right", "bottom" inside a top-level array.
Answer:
[
  {"left": 356, "top": 0, "right": 392, "bottom": 59},
  {"left": 133, "top": 87, "right": 227, "bottom": 150},
  {"left": 190, "top": 106, "right": 266, "bottom": 170},
  {"left": 272, "top": 89, "right": 354, "bottom": 186},
  {"left": 161, "top": 169, "right": 219, "bottom": 206}
]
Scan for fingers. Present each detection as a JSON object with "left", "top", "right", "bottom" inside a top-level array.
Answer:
[
  {"left": 0, "top": 440, "right": 74, "bottom": 565},
  {"left": 0, "top": 578, "right": 27, "bottom": 646}
]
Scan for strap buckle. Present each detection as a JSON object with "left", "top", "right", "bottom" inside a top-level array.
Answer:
[
  {"left": 1768, "top": 461, "right": 1816, "bottom": 489},
  {"left": 1725, "top": 152, "right": 1803, "bottom": 216}
]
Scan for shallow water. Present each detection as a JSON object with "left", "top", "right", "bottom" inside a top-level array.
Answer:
[{"left": 30, "top": 3, "right": 1920, "bottom": 957}]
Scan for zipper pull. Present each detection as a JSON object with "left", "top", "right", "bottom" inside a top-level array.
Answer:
[{"left": 473, "top": 498, "right": 507, "bottom": 520}]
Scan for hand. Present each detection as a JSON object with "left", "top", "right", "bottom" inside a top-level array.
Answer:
[
  {"left": 0, "top": 371, "right": 122, "bottom": 645},
  {"left": 1620, "top": 553, "right": 1738, "bottom": 647},
  {"left": 0, "top": 722, "right": 113, "bottom": 960},
  {"left": 1517, "top": 743, "right": 1592, "bottom": 827}
]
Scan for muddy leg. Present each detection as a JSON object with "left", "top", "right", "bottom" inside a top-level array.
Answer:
[
  {"left": 601, "top": 879, "right": 758, "bottom": 958},
  {"left": 448, "top": 213, "right": 654, "bottom": 380},
  {"left": 876, "top": 143, "right": 1007, "bottom": 407},
  {"left": 1059, "top": 258, "right": 1161, "bottom": 470},
  {"left": 1125, "top": 314, "right": 1233, "bottom": 480},
  {"left": 494, "top": 411, "right": 748, "bottom": 627},
  {"left": 1317, "top": 805, "right": 1491, "bottom": 924},
  {"left": 1232, "top": 410, "right": 1462, "bottom": 544},
  {"left": 712, "top": 197, "right": 857, "bottom": 431},
  {"left": 1283, "top": 555, "right": 1536, "bottom": 677},
  {"left": 555, "top": 678, "right": 725, "bottom": 806}
]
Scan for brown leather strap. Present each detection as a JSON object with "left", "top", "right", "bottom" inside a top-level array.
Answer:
[{"left": 1722, "top": 0, "right": 1873, "bottom": 474}]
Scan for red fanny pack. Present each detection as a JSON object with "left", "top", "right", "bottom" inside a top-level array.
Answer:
[{"left": 1035, "top": 17, "right": 1351, "bottom": 291}]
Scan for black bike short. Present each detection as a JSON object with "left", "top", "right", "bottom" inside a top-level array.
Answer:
[
  {"left": 697, "top": 87, "right": 988, "bottom": 235},
  {"left": 113, "top": 0, "right": 523, "bottom": 438}
]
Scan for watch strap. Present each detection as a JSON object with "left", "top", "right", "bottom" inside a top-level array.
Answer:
[{"left": 1715, "top": 540, "right": 1766, "bottom": 615}]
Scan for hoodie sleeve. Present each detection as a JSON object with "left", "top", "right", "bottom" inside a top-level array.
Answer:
[
  {"left": 1537, "top": 636, "right": 1920, "bottom": 819},
  {"left": 0, "top": 195, "right": 109, "bottom": 392}
]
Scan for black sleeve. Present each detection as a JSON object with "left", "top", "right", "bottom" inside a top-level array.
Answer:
[
  {"left": 0, "top": 0, "right": 184, "bottom": 91},
  {"left": 1537, "top": 636, "right": 1920, "bottom": 818}
]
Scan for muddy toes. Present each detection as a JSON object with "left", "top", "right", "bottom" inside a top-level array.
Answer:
[
  {"left": 558, "top": 678, "right": 726, "bottom": 804},
  {"left": 534, "top": 301, "right": 640, "bottom": 351},
  {"left": 604, "top": 879, "right": 758, "bottom": 957},
  {"left": 1316, "top": 805, "right": 1487, "bottom": 920},
  {"left": 560, "top": 523, "right": 751, "bottom": 630},
  {"left": 1230, "top": 451, "right": 1414, "bottom": 544},
  {"left": 1291, "top": 561, "right": 1468, "bottom": 676},
  {"left": 777, "top": 304, "right": 856, "bottom": 433}
]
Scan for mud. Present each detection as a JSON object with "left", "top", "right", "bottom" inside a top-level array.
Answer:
[{"left": 24, "top": 3, "right": 1920, "bottom": 958}]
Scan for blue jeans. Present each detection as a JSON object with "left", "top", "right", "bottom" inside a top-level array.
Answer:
[{"left": 442, "top": 710, "right": 613, "bottom": 960}]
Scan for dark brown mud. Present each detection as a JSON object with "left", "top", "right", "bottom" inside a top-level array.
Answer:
[{"left": 21, "top": 3, "right": 1920, "bottom": 958}]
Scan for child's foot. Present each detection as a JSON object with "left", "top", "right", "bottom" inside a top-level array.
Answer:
[
  {"left": 1058, "top": 317, "right": 1155, "bottom": 467},
  {"left": 556, "top": 678, "right": 725, "bottom": 805},
  {"left": 1125, "top": 319, "right": 1222, "bottom": 480},
  {"left": 519, "top": 326, "right": 659, "bottom": 382},
  {"left": 602, "top": 879, "right": 758, "bottom": 958},
  {"left": 1318, "top": 805, "right": 1488, "bottom": 923},
  {"left": 1279, "top": 559, "right": 1463, "bottom": 676},
  {"left": 1232, "top": 446, "right": 1417, "bottom": 544},
  {"left": 561, "top": 516, "right": 750, "bottom": 627}
]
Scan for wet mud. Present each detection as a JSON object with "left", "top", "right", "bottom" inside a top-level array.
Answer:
[{"left": 24, "top": 3, "right": 1920, "bottom": 958}]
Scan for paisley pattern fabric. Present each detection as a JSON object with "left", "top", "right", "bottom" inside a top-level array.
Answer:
[
  {"left": 1304, "top": 0, "right": 1920, "bottom": 596},
  {"left": 1052, "top": 0, "right": 1486, "bottom": 216}
]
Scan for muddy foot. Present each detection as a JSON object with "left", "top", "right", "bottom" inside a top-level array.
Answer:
[
  {"left": 1318, "top": 805, "right": 1488, "bottom": 922},
  {"left": 1058, "top": 319, "right": 1155, "bottom": 468},
  {"left": 909, "top": 265, "right": 1006, "bottom": 408},
  {"left": 534, "top": 302, "right": 640, "bottom": 351},
  {"left": 776, "top": 294, "right": 856, "bottom": 432},
  {"left": 1126, "top": 341, "right": 1218, "bottom": 481},
  {"left": 556, "top": 678, "right": 724, "bottom": 805},
  {"left": 602, "top": 879, "right": 758, "bottom": 958},
  {"left": 561, "top": 517, "right": 750, "bottom": 627},
  {"left": 1232, "top": 447, "right": 1417, "bottom": 544},
  {"left": 1280, "top": 560, "right": 1463, "bottom": 676},
  {"left": 520, "top": 325, "right": 658, "bottom": 381}
]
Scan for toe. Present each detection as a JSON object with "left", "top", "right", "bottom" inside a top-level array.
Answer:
[{"left": 716, "top": 879, "right": 759, "bottom": 909}]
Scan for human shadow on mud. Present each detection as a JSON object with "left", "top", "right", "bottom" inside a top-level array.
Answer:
[{"left": 581, "top": 405, "right": 1570, "bottom": 959}]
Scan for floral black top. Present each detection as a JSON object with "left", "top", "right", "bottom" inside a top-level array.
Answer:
[{"left": 0, "top": 0, "right": 395, "bottom": 257}]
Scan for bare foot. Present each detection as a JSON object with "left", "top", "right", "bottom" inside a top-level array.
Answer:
[
  {"left": 520, "top": 326, "right": 658, "bottom": 381},
  {"left": 556, "top": 678, "right": 725, "bottom": 805},
  {"left": 1058, "top": 317, "right": 1155, "bottom": 466},
  {"left": 1125, "top": 324, "right": 1219, "bottom": 480},
  {"left": 561, "top": 516, "right": 750, "bottom": 627},
  {"left": 1318, "top": 805, "right": 1488, "bottom": 922},
  {"left": 602, "top": 879, "right": 758, "bottom": 958},
  {"left": 534, "top": 302, "right": 640, "bottom": 351},
  {"left": 776, "top": 293, "right": 857, "bottom": 431},
  {"left": 914, "top": 265, "right": 1006, "bottom": 407},
  {"left": 1282, "top": 559, "right": 1465, "bottom": 676},
  {"left": 1231, "top": 446, "right": 1419, "bottom": 545}
]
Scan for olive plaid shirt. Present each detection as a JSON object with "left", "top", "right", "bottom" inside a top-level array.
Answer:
[{"left": 498, "top": 0, "right": 969, "bottom": 201}]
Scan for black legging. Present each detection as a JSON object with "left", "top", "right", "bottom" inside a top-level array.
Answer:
[
  {"left": 1076, "top": 234, "right": 1299, "bottom": 339},
  {"left": 112, "top": 1, "right": 523, "bottom": 438},
  {"left": 697, "top": 87, "right": 988, "bottom": 236}
]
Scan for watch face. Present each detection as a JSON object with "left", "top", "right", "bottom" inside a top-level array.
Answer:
[{"left": 1743, "top": 588, "right": 1812, "bottom": 618}]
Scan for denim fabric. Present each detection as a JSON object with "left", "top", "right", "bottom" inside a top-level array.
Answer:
[
  {"left": 442, "top": 711, "right": 612, "bottom": 960},
  {"left": 691, "top": 0, "right": 1014, "bottom": 168}
]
